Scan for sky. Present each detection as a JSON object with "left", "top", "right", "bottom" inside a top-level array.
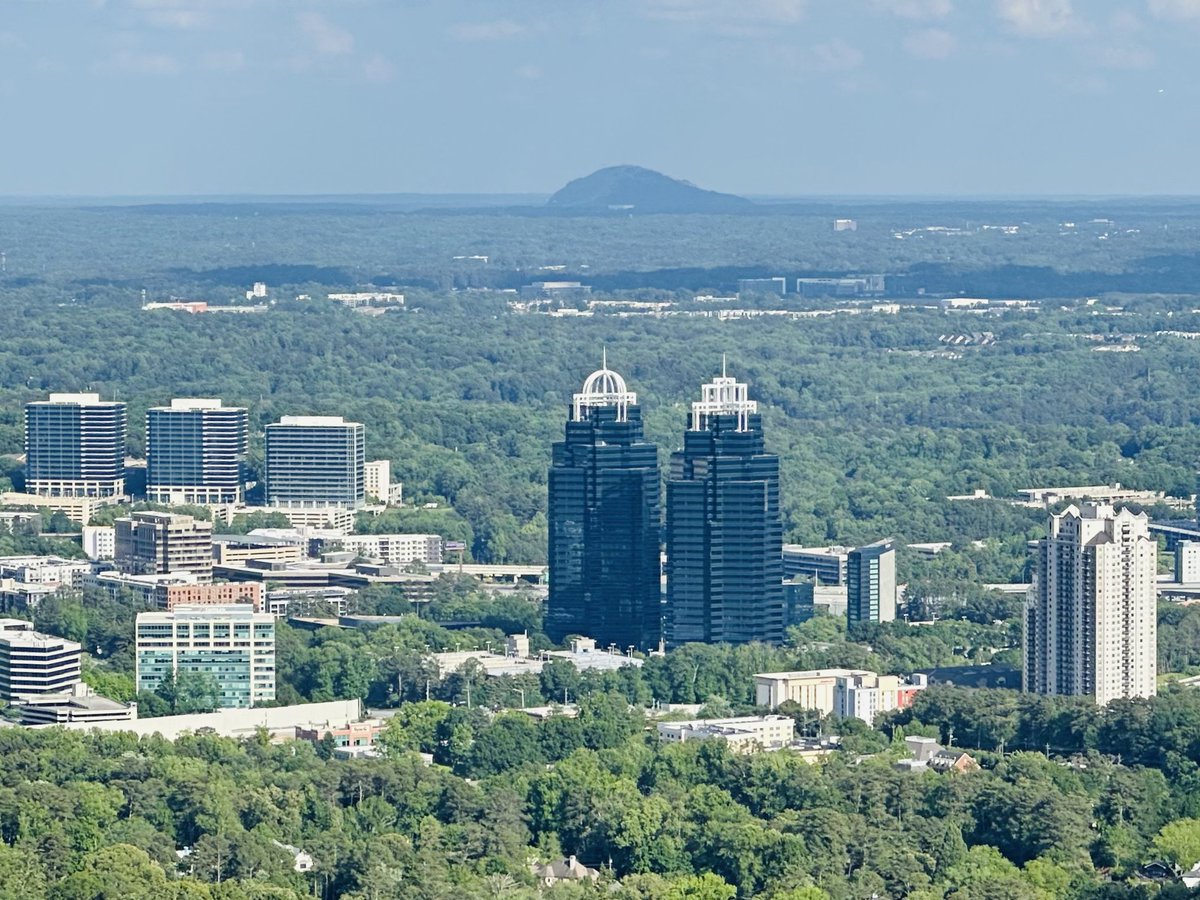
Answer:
[{"left": 1, "top": 0, "right": 1199, "bottom": 196}]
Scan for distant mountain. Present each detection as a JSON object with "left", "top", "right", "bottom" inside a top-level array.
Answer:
[{"left": 546, "top": 165, "right": 755, "bottom": 214}]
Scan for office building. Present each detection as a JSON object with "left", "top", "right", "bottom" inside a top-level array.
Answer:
[
  {"left": 114, "top": 511, "right": 214, "bottom": 582},
  {"left": 136, "top": 605, "right": 276, "bottom": 708},
  {"left": 656, "top": 715, "right": 794, "bottom": 752},
  {"left": 19, "top": 682, "right": 136, "bottom": 726},
  {"left": 782, "top": 545, "right": 850, "bottom": 585},
  {"left": 547, "top": 359, "right": 661, "bottom": 650},
  {"left": 336, "top": 534, "right": 443, "bottom": 566},
  {"left": 753, "top": 668, "right": 927, "bottom": 724},
  {"left": 146, "top": 399, "right": 248, "bottom": 505},
  {"left": 1177, "top": 541, "right": 1200, "bottom": 583},
  {"left": 737, "top": 277, "right": 787, "bottom": 297},
  {"left": 265, "top": 416, "right": 365, "bottom": 509},
  {"left": 24, "top": 393, "right": 127, "bottom": 499},
  {"left": 0, "top": 618, "right": 82, "bottom": 702},
  {"left": 847, "top": 539, "right": 897, "bottom": 625},
  {"left": 666, "top": 365, "right": 783, "bottom": 645},
  {"left": 1024, "top": 504, "right": 1157, "bottom": 706}
]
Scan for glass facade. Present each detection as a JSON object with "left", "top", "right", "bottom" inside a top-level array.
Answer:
[
  {"left": 265, "top": 417, "right": 365, "bottom": 508},
  {"left": 146, "top": 401, "right": 248, "bottom": 504},
  {"left": 547, "top": 400, "right": 661, "bottom": 651},
  {"left": 135, "top": 608, "right": 275, "bottom": 708},
  {"left": 666, "top": 398, "right": 783, "bottom": 646},
  {"left": 24, "top": 395, "right": 126, "bottom": 497}
]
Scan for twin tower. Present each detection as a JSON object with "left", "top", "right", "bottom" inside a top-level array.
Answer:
[{"left": 546, "top": 358, "right": 783, "bottom": 650}]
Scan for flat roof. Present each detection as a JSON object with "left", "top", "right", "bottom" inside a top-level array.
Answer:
[{"left": 272, "top": 416, "right": 361, "bottom": 427}]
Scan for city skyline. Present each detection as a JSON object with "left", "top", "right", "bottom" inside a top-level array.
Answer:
[{"left": 3, "top": 1, "right": 1200, "bottom": 196}]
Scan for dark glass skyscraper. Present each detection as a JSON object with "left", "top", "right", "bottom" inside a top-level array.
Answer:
[
  {"left": 24, "top": 393, "right": 127, "bottom": 498},
  {"left": 547, "top": 361, "right": 661, "bottom": 650},
  {"left": 666, "top": 366, "right": 783, "bottom": 645},
  {"left": 147, "top": 399, "right": 248, "bottom": 505}
]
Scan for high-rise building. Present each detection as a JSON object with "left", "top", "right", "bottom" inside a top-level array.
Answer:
[
  {"left": 24, "top": 393, "right": 127, "bottom": 498},
  {"left": 847, "top": 539, "right": 897, "bottom": 626},
  {"left": 666, "top": 366, "right": 783, "bottom": 645},
  {"left": 146, "top": 399, "right": 248, "bottom": 505},
  {"left": 547, "top": 359, "right": 661, "bottom": 650},
  {"left": 1024, "top": 503, "right": 1157, "bottom": 706},
  {"left": 265, "top": 416, "right": 365, "bottom": 509},
  {"left": 114, "top": 511, "right": 214, "bottom": 582},
  {"left": 136, "top": 605, "right": 276, "bottom": 708},
  {"left": 0, "top": 618, "right": 82, "bottom": 702}
]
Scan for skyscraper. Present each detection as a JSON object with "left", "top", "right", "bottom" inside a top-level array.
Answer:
[
  {"left": 847, "top": 540, "right": 897, "bottom": 626},
  {"left": 666, "top": 365, "right": 783, "bottom": 645},
  {"left": 24, "top": 393, "right": 127, "bottom": 498},
  {"left": 265, "top": 416, "right": 365, "bottom": 509},
  {"left": 1024, "top": 503, "right": 1157, "bottom": 706},
  {"left": 146, "top": 398, "right": 248, "bottom": 505},
  {"left": 547, "top": 359, "right": 661, "bottom": 650}
]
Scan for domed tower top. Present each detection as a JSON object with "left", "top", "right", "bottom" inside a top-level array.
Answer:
[{"left": 572, "top": 349, "right": 637, "bottom": 423}]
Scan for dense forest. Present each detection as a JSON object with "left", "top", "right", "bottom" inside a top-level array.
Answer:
[{"left": 5, "top": 200, "right": 1200, "bottom": 897}]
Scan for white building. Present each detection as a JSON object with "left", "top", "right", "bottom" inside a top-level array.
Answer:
[
  {"left": 1177, "top": 541, "right": 1200, "bottom": 583},
  {"left": 0, "top": 556, "right": 93, "bottom": 588},
  {"left": 363, "top": 460, "right": 391, "bottom": 504},
  {"left": 338, "top": 534, "right": 442, "bottom": 566},
  {"left": 19, "top": 682, "right": 136, "bottom": 725},
  {"left": 656, "top": 715, "right": 794, "bottom": 752},
  {"left": 0, "top": 618, "right": 82, "bottom": 702},
  {"left": 1024, "top": 504, "right": 1157, "bottom": 706},
  {"left": 82, "top": 525, "right": 116, "bottom": 561}
]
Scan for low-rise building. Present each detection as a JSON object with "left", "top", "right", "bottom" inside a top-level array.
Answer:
[
  {"left": 19, "top": 682, "right": 136, "bottom": 725},
  {"left": 0, "top": 618, "right": 82, "bottom": 702},
  {"left": 432, "top": 635, "right": 643, "bottom": 679},
  {"left": 656, "top": 715, "right": 795, "bottom": 752},
  {"left": 213, "top": 534, "right": 306, "bottom": 567},
  {"left": 337, "top": 534, "right": 443, "bottom": 566},
  {"left": 0, "top": 512, "right": 42, "bottom": 534},
  {"left": 531, "top": 856, "right": 600, "bottom": 887},
  {"left": 39, "top": 698, "right": 365, "bottom": 741},
  {"left": 0, "top": 556, "right": 93, "bottom": 588},
  {"left": 295, "top": 718, "right": 383, "bottom": 750}
]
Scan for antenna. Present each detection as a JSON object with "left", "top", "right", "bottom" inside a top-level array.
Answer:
[
  {"left": 722, "top": 352, "right": 727, "bottom": 378},
  {"left": 602, "top": 346, "right": 608, "bottom": 370}
]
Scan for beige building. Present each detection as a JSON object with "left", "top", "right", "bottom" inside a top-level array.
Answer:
[
  {"left": 1024, "top": 503, "right": 1157, "bottom": 706},
  {"left": 656, "top": 715, "right": 794, "bottom": 752},
  {"left": 115, "top": 511, "right": 214, "bottom": 582},
  {"left": 754, "top": 668, "right": 926, "bottom": 725}
]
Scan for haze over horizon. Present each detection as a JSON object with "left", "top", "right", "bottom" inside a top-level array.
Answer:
[{"left": 3, "top": 0, "right": 1199, "bottom": 197}]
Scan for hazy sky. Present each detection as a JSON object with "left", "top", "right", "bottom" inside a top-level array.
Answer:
[{"left": 2, "top": 0, "right": 1198, "bottom": 196}]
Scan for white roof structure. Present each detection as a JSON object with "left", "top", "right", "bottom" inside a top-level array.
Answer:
[
  {"left": 572, "top": 350, "right": 637, "bottom": 423},
  {"left": 691, "top": 356, "right": 758, "bottom": 432}
]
